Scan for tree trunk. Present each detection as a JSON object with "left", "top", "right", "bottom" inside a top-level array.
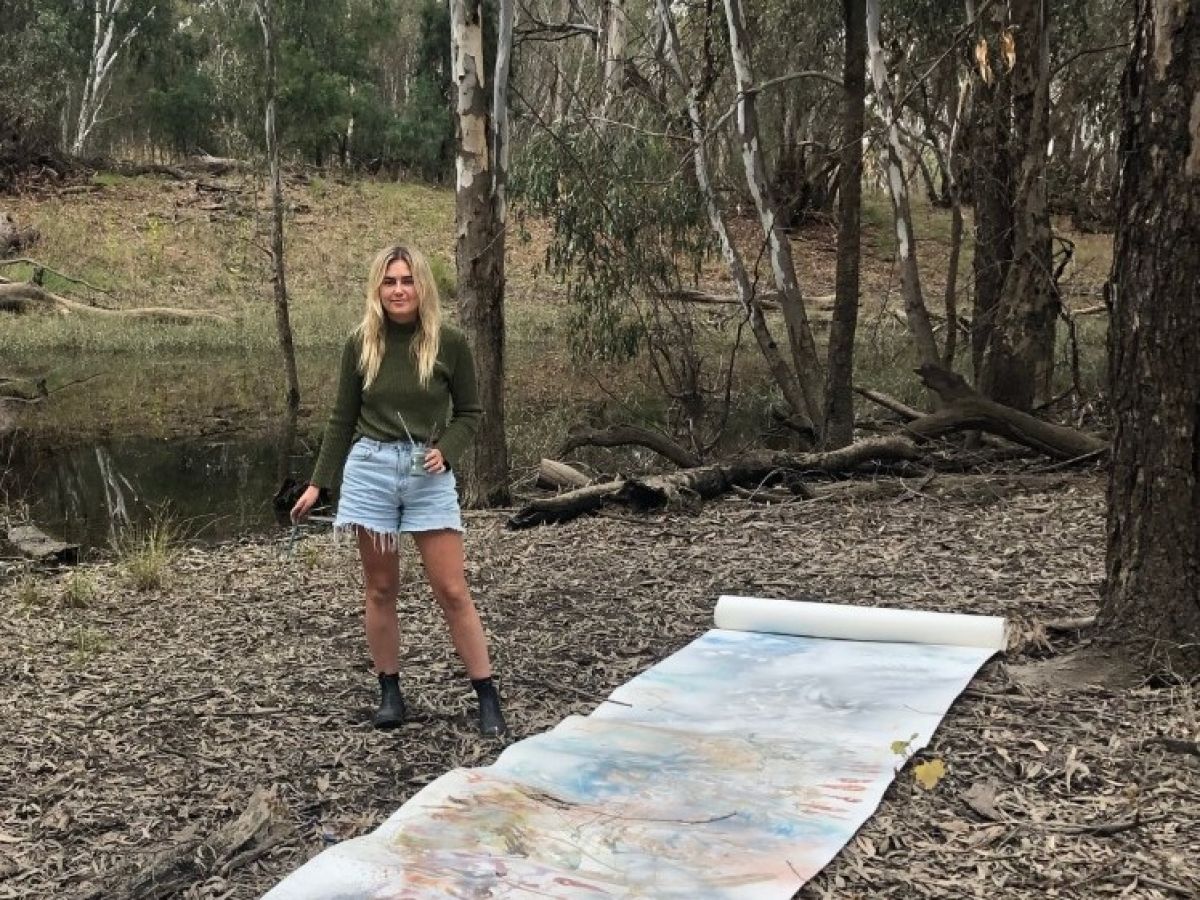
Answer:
[
  {"left": 600, "top": 0, "right": 626, "bottom": 119},
  {"left": 654, "top": 0, "right": 813, "bottom": 438},
  {"left": 942, "top": 75, "right": 970, "bottom": 368},
  {"left": 722, "top": 0, "right": 825, "bottom": 434},
  {"left": 1101, "top": 0, "right": 1200, "bottom": 676},
  {"left": 967, "top": 2, "right": 1014, "bottom": 384},
  {"left": 72, "top": 0, "right": 153, "bottom": 156},
  {"left": 823, "top": 0, "right": 866, "bottom": 449},
  {"left": 452, "top": 0, "right": 512, "bottom": 506},
  {"left": 979, "top": 0, "right": 1056, "bottom": 410},
  {"left": 256, "top": 0, "right": 301, "bottom": 482},
  {"left": 865, "top": 0, "right": 940, "bottom": 368}
]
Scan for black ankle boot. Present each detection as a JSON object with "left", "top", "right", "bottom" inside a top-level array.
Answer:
[
  {"left": 373, "top": 673, "right": 406, "bottom": 729},
  {"left": 472, "top": 676, "right": 508, "bottom": 737}
]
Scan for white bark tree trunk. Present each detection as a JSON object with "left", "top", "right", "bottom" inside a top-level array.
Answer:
[
  {"left": 451, "top": 0, "right": 513, "bottom": 505},
  {"left": 722, "top": 0, "right": 824, "bottom": 431},
  {"left": 254, "top": 0, "right": 301, "bottom": 478},
  {"left": 72, "top": 0, "right": 155, "bottom": 156},
  {"left": 600, "top": 0, "right": 627, "bottom": 119},
  {"left": 654, "top": 0, "right": 813, "bottom": 436},
  {"left": 864, "top": 0, "right": 940, "bottom": 368}
]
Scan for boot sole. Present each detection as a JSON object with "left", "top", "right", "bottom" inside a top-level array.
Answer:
[{"left": 373, "top": 715, "right": 406, "bottom": 729}]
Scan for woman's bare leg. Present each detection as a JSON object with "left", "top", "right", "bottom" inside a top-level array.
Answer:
[
  {"left": 357, "top": 529, "right": 401, "bottom": 674},
  {"left": 411, "top": 529, "right": 492, "bottom": 679}
]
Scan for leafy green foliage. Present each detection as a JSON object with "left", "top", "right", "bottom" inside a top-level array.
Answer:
[{"left": 512, "top": 129, "right": 712, "bottom": 361}]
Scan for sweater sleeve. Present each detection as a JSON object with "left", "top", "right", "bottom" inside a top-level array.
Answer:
[
  {"left": 310, "top": 337, "right": 363, "bottom": 488},
  {"left": 437, "top": 332, "right": 483, "bottom": 471}
]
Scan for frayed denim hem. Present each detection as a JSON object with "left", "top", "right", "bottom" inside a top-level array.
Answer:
[{"left": 333, "top": 521, "right": 404, "bottom": 554}]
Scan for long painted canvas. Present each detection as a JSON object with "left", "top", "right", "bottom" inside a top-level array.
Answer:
[{"left": 264, "top": 596, "right": 1006, "bottom": 899}]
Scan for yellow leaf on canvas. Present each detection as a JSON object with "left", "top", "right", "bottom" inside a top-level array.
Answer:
[{"left": 914, "top": 758, "right": 947, "bottom": 790}]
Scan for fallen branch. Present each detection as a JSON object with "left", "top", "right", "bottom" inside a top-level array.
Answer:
[
  {"left": 855, "top": 387, "right": 926, "bottom": 422},
  {"left": 509, "top": 436, "right": 920, "bottom": 528},
  {"left": 0, "top": 375, "right": 48, "bottom": 402},
  {"left": 0, "top": 281, "right": 229, "bottom": 324},
  {"left": 1142, "top": 737, "right": 1200, "bottom": 757},
  {"left": 81, "top": 787, "right": 291, "bottom": 900},
  {"left": 907, "top": 365, "right": 1108, "bottom": 461},
  {"left": 537, "top": 458, "right": 591, "bottom": 491},
  {"left": 560, "top": 424, "right": 702, "bottom": 469}
]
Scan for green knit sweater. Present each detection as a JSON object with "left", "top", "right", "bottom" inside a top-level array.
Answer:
[{"left": 309, "top": 320, "right": 482, "bottom": 488}]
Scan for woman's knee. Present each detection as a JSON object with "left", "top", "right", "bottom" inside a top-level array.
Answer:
[
  {"left": 363, "top": 578, "right": 398, "bottom": 606},
  {"left": 433, "top": 580, "right": 474, "bottom": 616}
]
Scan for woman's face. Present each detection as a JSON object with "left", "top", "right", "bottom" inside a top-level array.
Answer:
[{"left": 379, "top": 257, "right": 419, "bottom": 323}]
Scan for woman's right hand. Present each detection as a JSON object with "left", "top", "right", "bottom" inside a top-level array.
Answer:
[{"left": 291, "top": 484, "right": 321, "bottom": 523}]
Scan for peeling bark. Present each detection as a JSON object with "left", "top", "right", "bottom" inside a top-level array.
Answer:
[
  {"left": 452, "top": 0, "right": 512, "bottom": 506},
  {"left": 722, "top": 0, "right": 825, "bottom": 431}
]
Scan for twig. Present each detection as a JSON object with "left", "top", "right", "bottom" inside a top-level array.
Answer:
[
  {"left": 88, "top": 688, "right": 219, "bottom": 724},
  {"left": 1026, "top": 447, "right": 1109, "bottom": 474}
]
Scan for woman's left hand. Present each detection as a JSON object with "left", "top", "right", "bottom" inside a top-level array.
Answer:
[{"left": 424, "top": 448, "right": 447, "bottom": 473}]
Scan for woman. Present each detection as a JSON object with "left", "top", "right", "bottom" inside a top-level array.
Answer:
[{"left": 291, "top": 245, "right": 506, "bottom": 737}]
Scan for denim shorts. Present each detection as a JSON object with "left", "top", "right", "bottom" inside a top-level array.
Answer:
[{"left": 334, "top": 438, "right": 463, "bottom": 539}]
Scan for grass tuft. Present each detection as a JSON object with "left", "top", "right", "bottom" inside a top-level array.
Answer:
[
  {"left": 61, "top": 571, "right": 98, "bottom": 608},
  {"left": 113, "top": 512, "right": 181, "bottom": 592}
]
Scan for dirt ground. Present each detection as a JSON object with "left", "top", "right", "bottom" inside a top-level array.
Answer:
[{"left": 2, "top": 472, "right": 1197, "bottom": 899}]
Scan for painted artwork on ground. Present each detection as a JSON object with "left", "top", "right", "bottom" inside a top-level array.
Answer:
[{"left": 264, "top": 597, "right": 1005, "bottom": 899}]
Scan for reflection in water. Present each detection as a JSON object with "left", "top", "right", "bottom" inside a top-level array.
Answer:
[
  {"left": 94, "top": 445, "right": 133, "bottom": 544},
  {"left": 4, "top": 434, "right": 316, "bottom": 554}
]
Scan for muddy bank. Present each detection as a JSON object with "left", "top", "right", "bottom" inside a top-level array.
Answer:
[{"left": 2, "top": 476, "right": 1196, "bottom": 898}]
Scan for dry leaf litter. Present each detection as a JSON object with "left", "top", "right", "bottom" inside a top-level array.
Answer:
[{"left": 1, "top": 473, "right": 1196, "bottom": 899}]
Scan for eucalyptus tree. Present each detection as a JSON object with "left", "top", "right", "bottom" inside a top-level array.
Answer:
[
  {"left": 865, "top": 0, "right": 940, "bottom": 370},
  {"left": 1102, "top": 0, "right": 1199, "bottom": 675},
  {"left": 0, "top": 1, "right": 79, "bottom": 157},
  {"left": 253, "top": 0, "right": 302, "bottom": 477},
  {"left": 450, "top": 0, "right": 514, "bottom": 505},
  {"left": 1047, "top": 0, "right": 1128, "bottom": 230},
  {"left": 822, "top": 0, "right": 866, "bottom": 449},
  {"left": 976, "top": 0, "right": 1055, "bottom": 410},
  {"left": 72, "top": 0, "right": 158, "bottom": 155}
]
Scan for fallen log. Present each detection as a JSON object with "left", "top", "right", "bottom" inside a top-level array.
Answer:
[
  {"left": 908, "top": 365, "right": 1108, "bottom": 461},
  {"left": 187, "top": 153, "right": 251, "bottom": 175},
  {"left": 560, "top": 425, "right": 701, "bottom": 469},
  {"left": 508, "top": 479, "right": 627, "bottom": 528},
  {"left": 80, "top": 787, "right": 291, "bottom": 900},
  {"left": 537, "top": 458, "right": 591, "bottom": 491},
  {"left": 0, "top": 375, "right": 48, "bottom": 402},
  {"left": 0, "top": 281, "right": 229, "bottom": 324},
  {"left": 509, "top": 436, "right": 920, "bottom": 529},
  {"left": 7, "top": 524, "right": 79, "bottom": 564},
  {"left": 854, "top": 387, "right": 926, "bottom": 422}
]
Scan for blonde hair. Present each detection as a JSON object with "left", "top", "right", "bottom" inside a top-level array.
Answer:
[{"left": 355, "top": 245, "right": 442, "bottom": 388}]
